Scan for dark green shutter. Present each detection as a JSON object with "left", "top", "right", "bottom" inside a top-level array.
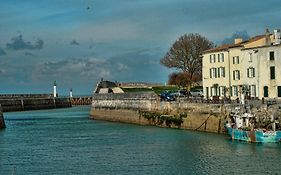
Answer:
[
  {"left": 264, "top": 86, "right": 268, "bottom": 97},
  {"left": 278, "top": 86, "right": 281, "bottom": 97},
  {"left": 238, "top": 71, "right": 240, "bottom": 80},
  {"left": 270, "top": 51, "right": 274, "bottom": 60},
  {"left": 270, "top": 66, "right": 275, "bottom": 79}
]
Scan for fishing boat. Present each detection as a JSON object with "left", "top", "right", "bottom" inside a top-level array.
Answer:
[{"left": 225, "top": 94, "right": 281, "bottom": 143}]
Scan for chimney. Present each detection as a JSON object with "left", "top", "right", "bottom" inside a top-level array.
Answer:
[
  {"left": 234, "top": 38, "right": 243, "bottom": 44},
  {"left": 274, "top": 29, "right": 281, "bottom": 45},
  {"left": 265, "top": 28, "right": 271, "bottom": 46}
]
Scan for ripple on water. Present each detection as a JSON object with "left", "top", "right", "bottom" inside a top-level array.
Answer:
[{"left": 1, "top": 106, "right": 281, "bottom": 175}]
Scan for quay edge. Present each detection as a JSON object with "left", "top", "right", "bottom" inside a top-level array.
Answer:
[
  {"left": 90, "top": 92, "right": 229, "bottom": 133},
  {"left": 0, "top": 94, "right": 72, "bottom": 112},
  {"left": 0, "top": 105, "right": 5, "bottom": 129}
]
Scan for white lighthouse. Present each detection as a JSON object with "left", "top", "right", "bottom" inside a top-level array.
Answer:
[
  {"left": 70, "top": 88, "right": 73, "bottom": 98},
  {"left": 53, "top": 81, "right": 57, "bottom": 98}
]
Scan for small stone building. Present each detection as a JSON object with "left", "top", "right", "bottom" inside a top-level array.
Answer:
[{"left": 94, "top": 80, "right": 124, "bottom": 94}]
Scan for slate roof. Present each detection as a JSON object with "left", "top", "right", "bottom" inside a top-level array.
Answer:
[{"left": 203, "top": 35, "right": 267, "bottom": 54}]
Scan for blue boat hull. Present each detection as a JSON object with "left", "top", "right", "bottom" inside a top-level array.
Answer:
[{"left": 226, "top": 126, "right": 281, "bottom": 143}]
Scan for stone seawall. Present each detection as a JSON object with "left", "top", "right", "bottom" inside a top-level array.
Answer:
[
  {"left": 0, "top": 97, "right": 72, "bottom": 112},
  {"left": 0, "top": 105, "right": 5, "bottom": 129},
  {"left": 90, "top": 92, "right": 230, "bottom": 133}
]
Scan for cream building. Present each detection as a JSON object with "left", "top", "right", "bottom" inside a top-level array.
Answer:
[{"left": 202, "top": 29, "right": 281, "bottom": 100}]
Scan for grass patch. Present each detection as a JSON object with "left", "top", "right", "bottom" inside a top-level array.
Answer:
[
  {"left": 121, "top": 87, "right": 153, "bottom": 93},
  {"left": 190, "top": 86, "right": 203, "bottom": 91},
  {"left": 120, "top": 85, "right": 182, "bottom": 94},
  {"left": 152, "top": 86, "right": 181, "bottom": 95}
]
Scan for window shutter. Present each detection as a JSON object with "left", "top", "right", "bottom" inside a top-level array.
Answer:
[
  {"left": 210, "top": 69, "right": 212, "bottom": 78},
  {"left": 238, "top": 71, "right": 240, "bottom": 80},
  {"left": 253, "top": 68, "right": 255, "bottom": 77},
  {"left": 247, "top": 68, "right": 249, "bottom": 78},
  {"left": 214, "top": 68, "right": 217, "bottom": 78}
]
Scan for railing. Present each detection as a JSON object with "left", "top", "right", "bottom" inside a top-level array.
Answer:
[{"left": 71, "top": 97, "right": 92, "bottom": 105}]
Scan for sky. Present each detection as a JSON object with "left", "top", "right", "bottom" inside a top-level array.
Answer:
[{"left": 1, "top": 0, "right": 281, "bottom": 96}]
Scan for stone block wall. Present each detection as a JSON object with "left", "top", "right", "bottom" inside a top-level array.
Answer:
[
  {"left": 0, "top": 105, "right": 5, "bottom": 129},
  {"left": 90, "top": 92, "right": 230, "bottom": 133},
  {"left": 0, "top": 97, "right": 71, "bottom": 112},
  {"left": 92, "top": 92, "right": 159, "bottom": 111}
]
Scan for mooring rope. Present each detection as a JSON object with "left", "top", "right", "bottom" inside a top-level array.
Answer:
[{"left": 195, "top": 114, "right": 211, "bottom": 131}]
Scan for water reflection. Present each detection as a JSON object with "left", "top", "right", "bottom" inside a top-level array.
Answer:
[{"left": 1, "top": 106, "right": 281, "bottom": 175}]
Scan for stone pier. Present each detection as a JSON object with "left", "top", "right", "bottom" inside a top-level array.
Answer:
[
  {"left": 0, "top": 94, "right": 72, "bottom": 112},
  {"left": 90, "top": 92, "right": 231, "bottom": 133},
  {"left": 0, "top": 105, "right": 5, "bottom": 129}
]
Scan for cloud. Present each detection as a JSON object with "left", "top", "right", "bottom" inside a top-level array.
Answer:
[
  {"left": 0, "top": 47, "right": 6, "bottom": 56},
  {"left": 30, "top": 47, "right": 167, "bottom": 84},
  {"left": 70, "top": 39, "right": 80, "bottom": 46},
  {"left": 221, "top": 30, "right": 250, "bottom": 44},
  {"left": 32, "top": 58, "right": 112, "bottom": 82},
  {"left": 106, "top": 48, "right": 169, "bottom": 83},
  {"left": 6, "top": 35, "right": 44, "bottom": 50},
  {"left": 24, "top": 52, "right": 36, "bottom": 57},
  {"left": 0, "top": 69, "right": 6, "bottom": 74}
]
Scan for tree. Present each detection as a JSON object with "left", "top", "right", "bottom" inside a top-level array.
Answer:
[
  {"left": 168, "top": 72, "right": 190, "bottom": 87},
  {"left": 168, "top": 72, "right": 201, "bottom": 87},
  {"left": 160, "top": 33, "right": 213, "bottom": 82}
]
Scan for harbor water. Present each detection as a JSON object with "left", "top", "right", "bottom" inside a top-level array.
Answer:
[{"left": 0, "top": 106, "right": 281, "bottom": 175}]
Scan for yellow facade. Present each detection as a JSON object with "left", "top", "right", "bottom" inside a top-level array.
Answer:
[{"left": 202, "top": 29, "right": 281, "bottom": 100}]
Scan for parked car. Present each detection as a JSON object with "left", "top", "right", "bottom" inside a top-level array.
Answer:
[
  {"left": 160, "top": 92, "right": 176, "bottom": 101},
  {"left": 170, "top": 89, "right": 190, "bottom": 97},
  {"left": 190, "top": 89, "right": 203, "bottom": 97}
]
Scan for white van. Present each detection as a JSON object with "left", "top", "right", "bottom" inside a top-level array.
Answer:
[{"left": 190, "top": 89, "right": 203, "bottom": 97}]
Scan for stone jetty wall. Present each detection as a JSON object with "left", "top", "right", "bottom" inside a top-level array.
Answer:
[
  {"left": 0, "top": 105, "right": 5, "bottom": 129},
  {"left": 90, "top": 92, "right": 232, "bottom": 133},
  {"left": 0, "top": 94, "right": 72, "bottom": 112}
]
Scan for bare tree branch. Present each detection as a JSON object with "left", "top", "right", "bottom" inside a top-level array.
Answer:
[{"left": 161, "top": 33, "right": 213, "bottom": 82}]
